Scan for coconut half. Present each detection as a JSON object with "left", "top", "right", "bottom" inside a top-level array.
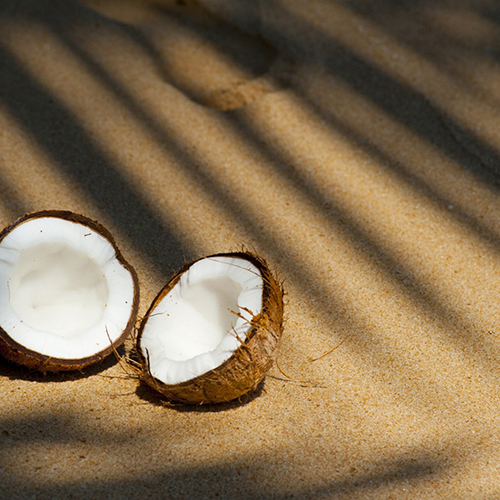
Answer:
[
  {"left": 0, "top": 210, "right": 139, "bottom": 372},
  {"left": 137, "top": 252, "right": 284, "bottom": 404}
]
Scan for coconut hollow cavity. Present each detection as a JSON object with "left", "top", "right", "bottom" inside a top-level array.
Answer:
[
  {"left": 0, "top": 211, "right": 139, "bottom": 372},
  {"left": 136, "top": 252, "right": 284, "bottom": 405}
]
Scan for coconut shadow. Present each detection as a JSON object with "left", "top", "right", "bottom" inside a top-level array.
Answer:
[
  {"left": 134, "top": 377, "right": 266, "bottom": 413},
  {"left": 0, "top": 344, "right": 126, "bottom": 383}
]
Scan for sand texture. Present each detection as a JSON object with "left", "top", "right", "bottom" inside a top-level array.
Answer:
[{"left": 2, "top": 0, "right": 500, "bottom": 498}]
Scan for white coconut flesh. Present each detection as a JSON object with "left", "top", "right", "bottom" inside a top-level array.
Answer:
[
  {"left": 0, "top": 217, "right": 135, "bottom": 360},
  {"left": 140, "top": 256, "right": 263, "bottom": 385}
]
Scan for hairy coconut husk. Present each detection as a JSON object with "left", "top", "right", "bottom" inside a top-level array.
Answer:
[
  {"left": 136, "top": 252, "right": 284, "bottom": 404},
  {"left": 0, "top": 210, "right": 140, "bottom": 372}
]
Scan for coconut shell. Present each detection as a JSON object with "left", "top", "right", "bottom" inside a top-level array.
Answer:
[
  {"left": 137, "top": 252, "right": 284, "bottom": 405},
  {"left": 0, "top": 210, "right": 140, "bottom": 372}
]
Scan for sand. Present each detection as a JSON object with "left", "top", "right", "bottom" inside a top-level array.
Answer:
[{"left": 1, "top": 0, "right": 500, "bottom": 498}]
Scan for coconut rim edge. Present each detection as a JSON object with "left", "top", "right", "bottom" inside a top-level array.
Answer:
[
  {"left": 0, "top": 210, "right": 140, "bottom": 372},
  {"left": 136, "top": 251, "right": 284, "bottom": 404}
]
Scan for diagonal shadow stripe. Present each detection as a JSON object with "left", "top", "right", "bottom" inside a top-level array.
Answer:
[
  {"left": 0, "top": 41, "right": 190, "bottom": 278},
  {"left": 228, "top": 108, "right": 500, "bottom": 386},
  {"left": 0, "top": 160, "right": 33, "bottom": 218},
  {"left": 261, "top": 0, "right": 500, "bottom": 184}
]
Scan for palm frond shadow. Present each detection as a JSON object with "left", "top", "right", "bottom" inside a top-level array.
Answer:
[
  {"left": 0, "top": 406, "right": 454, "bottom": 499},
  {"left": 1, "top": 0, "right": 499, "bottom": 408}
]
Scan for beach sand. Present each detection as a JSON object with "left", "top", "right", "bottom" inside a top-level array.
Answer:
[{"left": 1, "top": 0, "right": 500, "bottom": 497}]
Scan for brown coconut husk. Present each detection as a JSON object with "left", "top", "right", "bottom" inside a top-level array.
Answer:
[
  {"left": 0, "top": 210, "right": 140, "bottom": 372},
  {"left": 136, "top": 252, "right": 284, "bottom": 405}
]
